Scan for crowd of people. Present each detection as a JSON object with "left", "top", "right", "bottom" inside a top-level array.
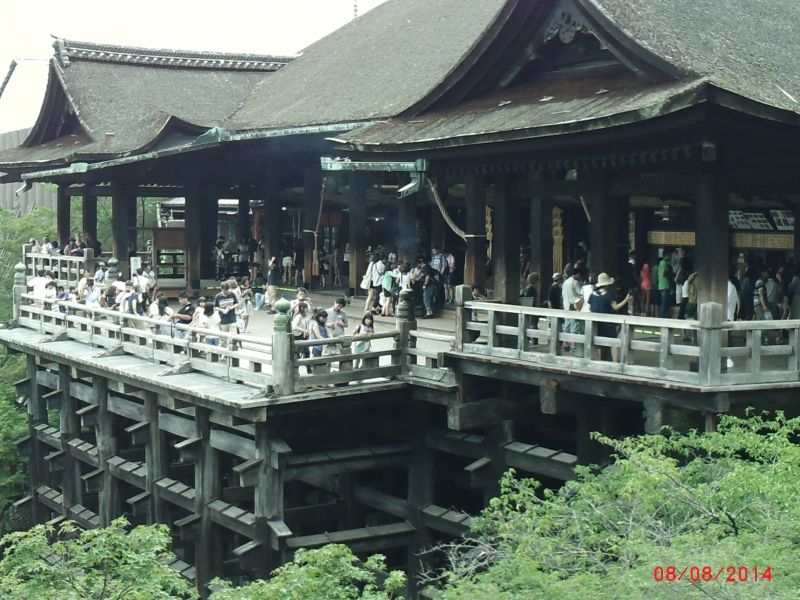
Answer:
[{"left": 29, "top": 233, "right": 102, "bottom": 258}]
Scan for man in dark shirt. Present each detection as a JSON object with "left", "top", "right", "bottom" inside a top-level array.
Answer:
[
  {"left": 171, "top": 293, "right": 194, "bottom": 339},
  {"left": 547, "top": 273, "right": 563, "bottom": 308},
  {"left": 214, "top": 282, "right": 239, "bottom": 346}
]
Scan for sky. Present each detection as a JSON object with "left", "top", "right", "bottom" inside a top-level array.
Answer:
[{"left": 0, "top": 0, "right": 387, "bottom": 133}]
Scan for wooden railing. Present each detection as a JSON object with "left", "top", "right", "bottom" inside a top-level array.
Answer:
[
  {"left": 23, "top": 244, "right": 95, "bottom": 287},
  {"left": 455, "top": 289, "right": 800, "bottom": 388},
  {"left": 14, "top": 293, "right": 410, "bottom": 396},
  {"left": 18, "top": 294, "right": 273, "bottom": 389}
]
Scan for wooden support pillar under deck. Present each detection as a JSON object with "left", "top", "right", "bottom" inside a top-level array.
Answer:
[
  {"left": 82, "top": 191, "right": 97, "bottom": 244},
  {"left": 464, "top": 173, "right": 487, "bottom": 289},
  {"left": 406, "top": 399, "right": 434, "bottom": 596},
  {"left": 144, "top": 392, "right": 168, "bottom": 524},
  {"left": 195, "top": 407, "right": 222, "bottom": 597},
  {"left": 397, "top": 192, "right": 417, "bottom": 265},
  {"left": 529, "top": 193, "right": 554, "bottom": 303},
  {"left": 59, "top": 364, "right": 81, "bottom": 511},
  {"left": 492, "top": 176, "right": 520, "bottom": 304},
  {"left": 262, "top": 174, "right": 282, "bottom": 263},
  {"left": 94, "top": 375, "right": 120, "bottom": 525},
  {"left": 254, "top": 421, "right": 286, "bottom": 578},
  {"left": 348, "top": 173, "right": 370, "bottom": 295},
  {"left": 303, "top": 167, "right": 323, "bottom": 285},
  {"left": 695, "top": 173, "right": 729, "bottom": 311},
  {"left": 185, "top": 190, "right": 203, "bottom": 296},
  {"left": 56, "top": 186, "right": 70, "bottom": 249},
  {"left": 27, "top": 356, "right": 48, "bottom": 521}
]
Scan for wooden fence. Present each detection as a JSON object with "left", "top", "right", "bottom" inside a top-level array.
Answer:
[
  {"left": 456, "top": 287, "right": 800, "bottom": 389},
  {"left": 23, "top": 244, "right": 95, "bottom": 287}
]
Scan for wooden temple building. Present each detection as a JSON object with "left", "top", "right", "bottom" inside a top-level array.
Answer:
[{"left": 2, "top": 0, "right": 800, "bottom": 597}]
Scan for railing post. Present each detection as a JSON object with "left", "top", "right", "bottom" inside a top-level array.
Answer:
[
  {"left": 395, "top": 287, "right": 417, "bottom": 369},
  {"left": 83, "top": 247, "right": 95, "bottom": 277},
  {"left": 454, "top": 284, "right": 470, "bottom": 351},
  {"left": 698, "top": 302, "right": 723, "bottom": 386},
  {"left": 12, "top": 262, "right": 26, "bottom": 325},
  {"left": 271, "top": 298, "right": 295, "bottom": 396}
]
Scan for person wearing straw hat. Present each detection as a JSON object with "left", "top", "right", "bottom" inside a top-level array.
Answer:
[{"left": 589, "top": 272, "right": 632, "bottom": 362}]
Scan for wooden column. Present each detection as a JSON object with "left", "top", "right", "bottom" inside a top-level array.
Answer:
[
  {"left": 58, "top": 364, "right": 81, "bottom": 511},
  {"left": 200, "top": 194, "right": 218, "bottom": 279},
  {"left": 348, "top": 173, "right": 370, "bottom": 295},
  {"left": 406, "top": 400, "right": 433, "bottom": 595},
  {"left": 464, "top": 173, "right": 487, "bottom": 288},
  {"left": 492, "top": 176, "right": 520, "bottom": 303},
  {"left": 94, "top": 375, "right": 120, "bottom": 526},
  {"left": 111, "top": 183, "right": 135, "bottom": 277},
  {"left": 128, "top": 193, "right": 138, "bottom": 252},
  {"left": 696, "top": 173, "right": 729, "bottom": 310},
  {"left": 144, "top": 392, "right": 168, "bottom": 523},
  {"left": 254, "top": 422, "right": 285, "bottom": 577},
  {"left": 195, "top": 407, "right": 221, "bottom": 596},
  {"left": 530, "top": 195, "right": 554, "bottom": 302},
  {"left": 57, "top": 186, "right": 70, "bottom": 249},
  {"left": 262, "top": 174, "right": 282, "bottom": 262},
  {"left": 793, "top": 205, "right": 800, "bottom": 263},
  {"left": 237, "top": 193, "right": 251, "bottom": 241},
  {"left": 303, "top": 168, "right": 322, "bottom": 284},
  {"left": 397, "top": 193, "right": 417, "bottom": 265},
  {"left": 587, "top": 180, "right": 619, "bottom": 275},
  {"left": 82, "top": 191, "right": 97, "bottom": 243},
  {"left": 185, "top": 189, "right": 203, "bottom": 296},
  {"left": 27, "top": 356, "right": 48, "bottom": 522}
]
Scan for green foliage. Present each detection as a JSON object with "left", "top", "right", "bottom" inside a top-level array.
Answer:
[
  {"left": 441, "top": 413, "right": 800, "bottom": 599},
  {"left": 0, "top": 207, "right": 56, "bottom": 321},
  {"left": 209, "top": 544, "right": 405, "bottom": 600},
  {"left": 0, "top": 355, "right": 27, "bottom": 533},
  {"left": 0, "top": 517, "right": 197, "bottom": 599}
]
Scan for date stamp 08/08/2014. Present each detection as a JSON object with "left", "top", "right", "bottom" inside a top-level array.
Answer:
[{"left": 653, "top": 566, "right": 773, "bottom": 584}]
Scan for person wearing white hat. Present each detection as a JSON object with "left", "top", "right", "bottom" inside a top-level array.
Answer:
[{"left": 588, "top": 272, "right": 632, "bottom": 362}]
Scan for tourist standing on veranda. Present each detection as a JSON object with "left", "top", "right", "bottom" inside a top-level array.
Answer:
[
  {"left": 327, "top": 298, "right": 348, "bottom": 354},
  {"left": 657, "top": 249, "right": 674, "bottom": 318},
  {"left": 588, "top": 272, "right": 633, "bottom": 362},
  {"left": 214, "top": 282, "right": 239, "bottom": 346}
]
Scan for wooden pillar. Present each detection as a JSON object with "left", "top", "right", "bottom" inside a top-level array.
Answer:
[
  {"left": 262, "top": 174, "right": 282, "bottom": 262},
  {"left": 397, "top": 193, "right": 417, "bottom": 265},
  {"left": 793, "top": 205, "right": 800, "bottom": 263},
  {"left": 57, "top": 186, "right": 70, "bottom": 249},
  {"left": 587, "top": 181, "right": 619, "bottom": 275},
  {"left": 94, "top": 376, "right": 120, "bottom": 525},
  {"left": 464, "top": 173, "right": 487, "bottom": 288},
  {"left": 185, "top": 189, "right": 203, "bottom": 296},
  {"left": 492, "top": 176, "right": 520, "bottom": 303},
  {"left": 82, "top": 191, "right": 97, "bottom": 244},
  {"left": 195, "top": 407, "right": 221, "bottom": 596},
  {"left": 237, "top": 193, "right": 251, "bottom": 241},
  {"left": 128, "top": 193, "right": 138, "bottom": 252},
  {"left": 144, "top": 392, "right": 168, "bottom": 523},
  {"left": 303, "top": 168, "right": 322, "bottom": 284},
  {"left": 530, "top": 194, "right": 554, "bottom": 303},
  {"left": 111, "top": 183, "right": 134, "bottom": 277},
  {"left": 27, "top": 356, "right": 48, "bottom": 522},
  {"left": 200, "top": 194, "right": 218, "bottom": 279},
  {"left": 348, "top": 173, "right": 370, "bottom": 295},
  {"left": 576, "top": 403, "right": 611, "bottom": 466},
  {"left": 58, "top": 364, "right": 81, "bottom": 510},
  {"left": 696, "top": 174, "right": 729, "bottom": 309},
  {"left": 406, "top": 400, "right": 434, "bottom": 596},
  {"left": 254, "top": 421, "right": 285, "bottom": 577}
]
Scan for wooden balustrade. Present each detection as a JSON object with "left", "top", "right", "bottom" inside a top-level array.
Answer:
[
  {"left": 456, "top": 295, "right": 800, "bottom": 388},
  {"left": 23, "top": 244, "right": 95, "bottom": 287}
]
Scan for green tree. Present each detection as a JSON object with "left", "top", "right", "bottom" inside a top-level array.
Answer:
[
  {"left": 0, "top": 517, "right": 197, "bottom": 599},
  {"left": 209, "top": 544, "right": 405, "bottom": 600},
  {"left": 438, "top": 413, "right": 800, "bottom": 599}
]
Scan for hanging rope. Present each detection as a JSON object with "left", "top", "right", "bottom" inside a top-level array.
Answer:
[
  {"left": 312, "top": 176, "right": 328, "bottom": 277},
  {"left": 427, "top": 177, "right": 465, "bottom": 240}
]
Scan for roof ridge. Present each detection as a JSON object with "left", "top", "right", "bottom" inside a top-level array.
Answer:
[{"left": 52, "top": 37, "right": 295, "bottom": 72}]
